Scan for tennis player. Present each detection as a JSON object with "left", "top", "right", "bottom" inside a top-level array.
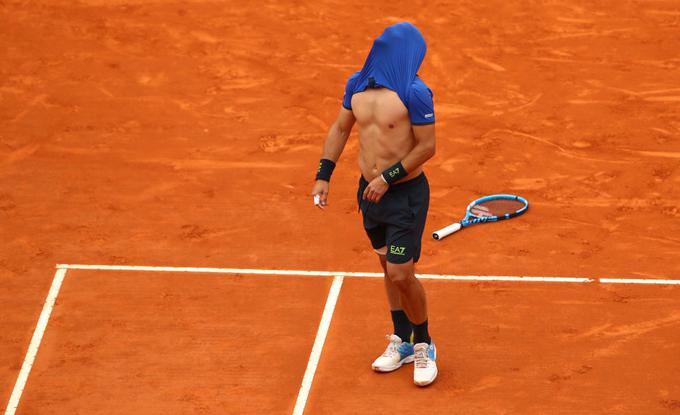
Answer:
[{"left": 311, "top": 22, "right": 437, "bottom": 386}]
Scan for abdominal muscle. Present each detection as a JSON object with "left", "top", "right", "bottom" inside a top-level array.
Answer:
[{"left": 352, "top": 88, "right": 422, "bottom": 183}]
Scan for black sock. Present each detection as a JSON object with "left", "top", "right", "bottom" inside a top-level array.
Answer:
[
  {"left": 390, "top": 310, "right": 412, "bottom": 343},
  {"left": 412, "top": 319, "right": 431, "bottom": 344}
]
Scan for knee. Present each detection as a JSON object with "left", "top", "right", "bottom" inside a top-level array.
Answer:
[{"left": 386, "top": 263, "right": 415, "bottom": 287}]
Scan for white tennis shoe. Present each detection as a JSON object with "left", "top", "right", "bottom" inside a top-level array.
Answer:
[
  {"left": 371, "top": 334, "right": 415, "bottom": 372},
  {"left": 413, "top": 342, "right": 438, "bottom": 386}
]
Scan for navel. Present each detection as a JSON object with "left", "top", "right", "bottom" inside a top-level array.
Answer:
[{"left": 388, "top": 124, "right": 394, "bottom": 129}]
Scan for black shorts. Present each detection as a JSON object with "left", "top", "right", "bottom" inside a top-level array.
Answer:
[{"left": 357, "top": 173, "right": 430, "bottom": 264}]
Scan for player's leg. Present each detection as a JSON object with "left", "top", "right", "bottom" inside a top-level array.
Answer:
[
  {"left": 379, "top": 250, "right": 401, "bottom": 310},
  {"left": 385, "top": 258, "right": 437, "bottom": 386},
  {"left": 358, "top": 201, "right": 404, "bottom": 322},
  {"left": 358, "top": 176, "right": 413, "bottom": 371},
  {"left": 384, "top": 259, "right": 428, "bottom": 337},
  {"left": 378, "top": 251, "right": 413, "bottom": 342},
  {"left": 370, "top": 246, "right": 415, "bottom": 372},
  {"left": 384, "top": 174, "right": 437, "bottom": 386}
]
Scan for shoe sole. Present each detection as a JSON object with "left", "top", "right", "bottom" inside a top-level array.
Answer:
[
  {"left": 414, "top": 367, "right": 438, "bottom": 387},
  {"left": 372, "top": 355, "right": 415, "bottom": 372}
]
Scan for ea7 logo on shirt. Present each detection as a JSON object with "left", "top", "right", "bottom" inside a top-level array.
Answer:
[{"left": 389, "top": 245, "right": 406, "bottom": 256}]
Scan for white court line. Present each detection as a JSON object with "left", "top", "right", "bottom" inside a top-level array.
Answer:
[
  {"left": 56, "top": 263, "right": 680, "bottom": 285},
  {"left": 600, "top": 278, "right": 680, "bottom": 285},
  {"left": 57, "top": 264, "right": 593, "bottom": 283},
  {"left": 292, "top": 275, "right": 344, "bottom": 415},
  {"left": 57, "top": 264, "right": 384, "bottom": 278},
  {"left": 4, "top": 268, "right": 67, "bottom": 415}
]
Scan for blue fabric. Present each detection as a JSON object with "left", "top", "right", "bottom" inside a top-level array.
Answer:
[
  {"left": 398, "top": 342, "right": 415, "bottom": 359},
  {"left": 427, "top": 342, "right": 436, "bottom": 361},
  {"left": 342, "top": 22, "right": 435, "bottom": 125}
]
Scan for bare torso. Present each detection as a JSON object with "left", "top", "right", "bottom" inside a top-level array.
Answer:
[{"left": 351, "top": 88, "right": 423, "bottom": 182}]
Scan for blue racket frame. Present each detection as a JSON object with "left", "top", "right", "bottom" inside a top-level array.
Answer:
[
  {"left": 461, "top": 194, "right": 529, "bottom": 227},
  {"left": 432, "top": 194, "right": 529, "bottom": 240}
]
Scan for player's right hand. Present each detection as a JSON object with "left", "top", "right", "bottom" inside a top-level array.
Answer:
[{"left": 311, "top": 180, "right": 330, "bottom": 210}]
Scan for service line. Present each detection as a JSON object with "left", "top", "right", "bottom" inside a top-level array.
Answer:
[{"left": 56, "top": 263, "right": 680, "bottom": 285}]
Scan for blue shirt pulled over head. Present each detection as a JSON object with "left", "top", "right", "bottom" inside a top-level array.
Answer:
[{"left": 342, "top": 22, "right": 435, "bottom": 125}]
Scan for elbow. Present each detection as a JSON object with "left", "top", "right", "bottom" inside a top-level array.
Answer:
[{"left": 427, "top": 141, "right": 436, "bottom": 159}]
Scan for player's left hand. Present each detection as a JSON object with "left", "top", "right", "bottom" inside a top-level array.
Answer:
[{"left": 362, "top": 175, "right": 389, "bottom": 203}]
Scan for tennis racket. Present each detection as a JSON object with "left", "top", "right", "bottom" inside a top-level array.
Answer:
[{"left": 432, "top": 194, "right": 529, "bottom": 240}]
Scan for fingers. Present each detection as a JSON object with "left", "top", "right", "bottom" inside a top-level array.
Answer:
[
  {"left": 318, "top": 192, "right": 328, "bottom": 209},
  {"left": 363, "top": 186, "right": 385, "bottom": 203},
  {"left": 313, "top": 191, "right": 328, "bottom": 210},
  {"left": 363, "top": 183, "right": 380, "bottom": 202}
]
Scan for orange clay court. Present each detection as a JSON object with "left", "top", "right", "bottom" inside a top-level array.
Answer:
[{"left": 1, "top": 1, "right": 679, "bottom": 414}]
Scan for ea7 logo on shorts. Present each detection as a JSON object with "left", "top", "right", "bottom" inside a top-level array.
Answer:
[
  {"left": 424, "top": 113, "right": 434, "bottom": 118},
  {"left": 389, "top": 245, "right": 406, "bottom": 256}
]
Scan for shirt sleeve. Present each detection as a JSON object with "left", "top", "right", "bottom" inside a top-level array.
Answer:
[
  {"left": 407, "top": 79, "right": 435, "bottom": 125},
  {"left": 342, "top": 71, "right": 360, "bottom": 110}
]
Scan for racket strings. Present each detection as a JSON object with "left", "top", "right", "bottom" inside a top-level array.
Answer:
[{"left": 472, "top": 199, "right": 525, "bottom": 217}]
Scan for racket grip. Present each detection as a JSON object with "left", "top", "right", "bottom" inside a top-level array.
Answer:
[{"left": 432, "top": 223, "right": 461, "bottom": 240}]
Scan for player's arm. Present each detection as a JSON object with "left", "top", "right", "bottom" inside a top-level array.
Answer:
[
  {"left": 401, "top": 123, "right": 436, "bottom": 173},
  {"left": 320, "top": 107, "right": 356, "bottom": 162},
  {"left": 311, "top": 107, "right": 356, "bottom": 209},
  {"left": 362, "top": 123, "right": 435, "bottom": 202}
]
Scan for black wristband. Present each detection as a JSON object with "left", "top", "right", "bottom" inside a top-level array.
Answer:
[
  {"left": 315, "top": 158, "right": 336, "bottom": 182},
  {"left": 381, "top": 161, "right": 408, "bottom": 185}
]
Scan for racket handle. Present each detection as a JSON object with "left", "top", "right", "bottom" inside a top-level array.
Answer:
[{"left": 432, "top": 223, "right": 462, "bottom": 240}]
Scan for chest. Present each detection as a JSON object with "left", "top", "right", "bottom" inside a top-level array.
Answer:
[{"left": 351, "top": 88, "right": 409, "bottom": 129}]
